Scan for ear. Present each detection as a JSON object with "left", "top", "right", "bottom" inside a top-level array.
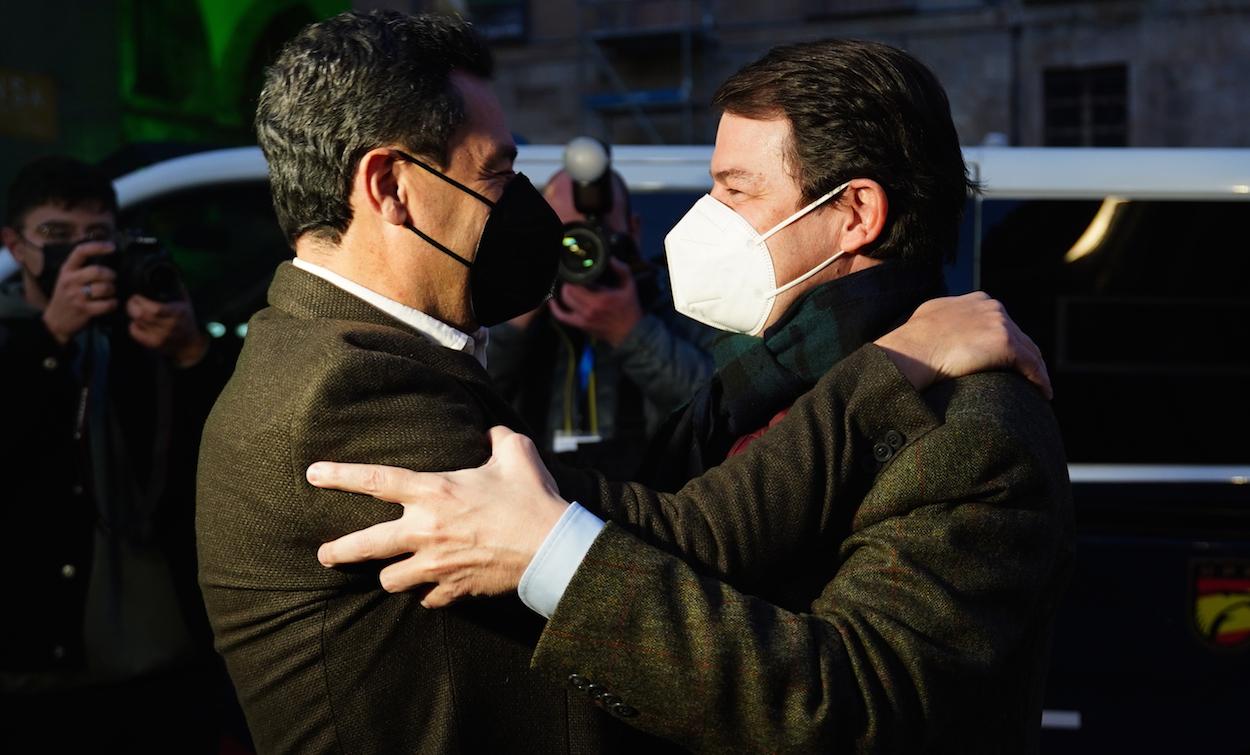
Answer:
[
  {"left": 356, "top": 148, "right": 408, "bottom": 228},
  {"left": 834, "top": 178, "right": 888, "bottom": 255},
  {"left": 1, "top": 226, "right": 23, "bottom": 264}
]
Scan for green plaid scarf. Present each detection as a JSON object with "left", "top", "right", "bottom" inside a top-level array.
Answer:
[{"left": 638, "top": 260, "right": 944, "bottom": 491}]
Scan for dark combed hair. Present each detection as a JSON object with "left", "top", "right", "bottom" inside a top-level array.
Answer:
[
  {"left": 5, "top": 155, "right": 118, "bottom": 229},
  {"left": 713, "top": 39, "right": 977, "bottom": 266},
  {"left": 256, "top": 10, "right": 493, "bottom": 245}
]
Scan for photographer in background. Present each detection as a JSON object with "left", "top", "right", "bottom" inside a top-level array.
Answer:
[
  {"left": 488, "top": 145, "right": 716, "bottom": 479},
  {"left": 0, "top": 156, "right": 236, "bottom": 751}
]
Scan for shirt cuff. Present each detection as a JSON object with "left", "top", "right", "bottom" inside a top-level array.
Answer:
[{"left": 518, "top": 502, "right": 606, "bottom": 619}]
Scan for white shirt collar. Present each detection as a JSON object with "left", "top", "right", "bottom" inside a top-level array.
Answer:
[{"left": 291, "top": 257, "right": 488, "bottom": 368}]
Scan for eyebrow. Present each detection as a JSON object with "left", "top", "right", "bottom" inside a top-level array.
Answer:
[
  {"left": 38, "top": 220, "right": 113, "bottom": 231},
  {"left": 711, "top": 167, "right": 763, "bottom": 187},
  {"left": 487, "top": 144, "right": 519, "bottom": 170}
]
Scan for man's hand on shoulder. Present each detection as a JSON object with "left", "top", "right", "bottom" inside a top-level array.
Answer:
[
  {"left": 874, "top": 292, "right": 1052, "bottom": 399},
  {"left": 310, "top": 426, "right": 568, "bottom": 606}
]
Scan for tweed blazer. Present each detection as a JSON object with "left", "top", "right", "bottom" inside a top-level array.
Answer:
[
  {"left": 543, "top": 345, "right": 1074, "bottom": 753},
  {"left": 196, "top": 263, "right": 670, "bottom": 754}
]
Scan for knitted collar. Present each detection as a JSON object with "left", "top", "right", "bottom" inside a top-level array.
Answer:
[
  {"left": 637, "top": 259, "right": 944, "bottom": 489},
  {"left": 709, "top": 259, "right": 945, "bottom": 439}
]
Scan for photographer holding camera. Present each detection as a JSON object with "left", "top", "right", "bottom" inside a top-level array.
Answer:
[
  {"left": 488, "top": 140, "right": 716, "bottom": 478},
  {"left": 0, "top": 156, "right": 236, "bottom": 751}
]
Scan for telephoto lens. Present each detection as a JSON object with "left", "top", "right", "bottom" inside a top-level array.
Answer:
[{"left": 558, "top": 222, "right": 610, "bottom": 285}]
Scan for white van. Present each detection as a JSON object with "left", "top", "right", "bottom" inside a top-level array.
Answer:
[
  {"left": 13, "top": 144, "right": 1246, "bottom": 469},
  {"left": 3, "top": 146, "right": 1247, "bottom": 752}
]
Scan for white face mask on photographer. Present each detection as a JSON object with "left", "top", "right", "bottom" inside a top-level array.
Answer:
[{"left": 664, "top": 180, "right": 852, "bottom": 335}]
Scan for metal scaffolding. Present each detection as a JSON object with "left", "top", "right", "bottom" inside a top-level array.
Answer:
[{"left": 577, "top": 0, "right": 715, "bottom": 144}]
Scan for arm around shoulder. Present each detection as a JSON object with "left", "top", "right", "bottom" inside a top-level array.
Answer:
[
  {"left": 566, "top": 343, "right": 943, "bottom": 587},
  {"left": 534, "top": 371, "right": 1073, "bottom": 753}
]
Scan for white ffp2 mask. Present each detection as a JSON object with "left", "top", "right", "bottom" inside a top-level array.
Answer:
[{"left": 664, "top": 181, "right": 851, "bottom": 335}]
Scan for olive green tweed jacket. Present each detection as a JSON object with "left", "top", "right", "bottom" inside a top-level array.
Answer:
[
  {"left": 196, "top": 263, "right": 672, "bottom": 754},
  {"left": 546, "top": 345, "right": 1074, "bottom": 754}
]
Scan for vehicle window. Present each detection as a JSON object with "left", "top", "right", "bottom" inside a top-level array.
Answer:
[
  {"left": 978, "top": 198, "right": 1250, "bottom": 463},
  {"left": 119, "top": 181, "right": 291, "bottom": 339}
]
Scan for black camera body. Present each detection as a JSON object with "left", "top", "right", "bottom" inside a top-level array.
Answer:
[
  {"left": 39, "top": 231, "right": 182, "bottom": 305},
  {"left": 105, "top": 232, "right": 182, "bottom": 303}
]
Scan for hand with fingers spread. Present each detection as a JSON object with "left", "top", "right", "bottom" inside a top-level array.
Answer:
[
  {"left": 40, "top": 241, "right": 119, "bottom": 344},
  {"left": 310, "top": 426, "right": 568, "bottom": 606},
  {"left": 874, "top": 291, "right": 1053, "bottom": 399},
  {"left": 127, "top": 293, "right": 209, "bottom": 367},
  {"left": 548, "top": 257, "right": 642, "bottom": 346}
]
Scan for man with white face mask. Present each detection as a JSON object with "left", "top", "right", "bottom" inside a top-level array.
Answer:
[{"left": 303, "top": 39, "right": 1071, "bottom": 753}]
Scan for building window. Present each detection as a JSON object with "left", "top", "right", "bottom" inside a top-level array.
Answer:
[
  {"left": 809, "top": 0, "right": 918, "bottom": 18},
  {"left": 468, "top": 0, "right": 528, "bottom": 43},
  {"left": 1043, "top": 64, "right": 1129, "bottom": 146}
]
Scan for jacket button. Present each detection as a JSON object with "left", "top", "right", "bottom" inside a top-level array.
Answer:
[
  {"left": 568, "top": 674, "right": 589, "bottom": 691},
  {"left": 71, "top": 484, "right": 84, "bottom": 496},
  {"left": 52, "top": 645, "right": 66, "bottom": 660},
  {"left": 872, "top": 442, "right": 893, "bottom": 463},
  {"left": 42, "top": 356, "right": 58, "bottom": 371},
  {"left": 610, "top": 702, "right": 638, "bottom": 718},
  {"left": 60, "top": 564, "right": 77, "bottom": 579},
  {"left": 586, "top": 683, "right": 607, "bottom": 701},
  {"left": 885, "top": 430, "right": 905, "bottom": 450}
]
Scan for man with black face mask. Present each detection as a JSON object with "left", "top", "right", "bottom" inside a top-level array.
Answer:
[
  {"left": 197, "top": 12, "right": 674, "bottom": 755},
  {"left": 0, "top": 155, "right": 234, "bottom": 751}
]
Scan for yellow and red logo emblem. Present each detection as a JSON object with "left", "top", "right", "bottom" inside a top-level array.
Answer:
[{"left": 1193, "top": 560, "right": 1250, "bottom": 650}]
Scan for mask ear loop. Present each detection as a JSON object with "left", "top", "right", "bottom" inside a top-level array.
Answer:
[
  {"left": 758, "top": 179, "right": 854, "bottom": 297},
  {"left": 393, "top": 150, "right": 495, "bottom": 268},
  {"left": 392, "top": 150, "right": 496, "bottom": 208},
  {"left": 770, "top": 250, "right": 848, "bottom": 297},
  {"left": 759, "top": 180, "right": 852, "bottom": 241},
  {"left": 404, "top": 223, "right": 474, "bottom": 268}
]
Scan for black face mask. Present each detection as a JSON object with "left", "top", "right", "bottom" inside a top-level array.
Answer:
[
  {"left": 28, "top": 239, "right": 79, "bottom": 299},
  {"left": 394, "top": 151, "right": 562, "bottom": 327}
]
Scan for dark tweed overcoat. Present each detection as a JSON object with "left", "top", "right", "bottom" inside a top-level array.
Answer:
[
  {"left": 196, "top": 262, "right": 671, "bottom": 754},
  {"left": 549, "top": 344, "right": 1074, "bottom": 754}
]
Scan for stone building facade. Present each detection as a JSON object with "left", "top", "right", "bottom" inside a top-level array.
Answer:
[{"left": 371, "top": 0, "right": 1250, "bottom": 148}]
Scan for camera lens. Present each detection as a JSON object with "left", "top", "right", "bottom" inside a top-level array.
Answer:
[
  {"left": 112, "top": 233, "right": 183, "bottom": 302},
  {"left": 558, "top": 224, "right": 608, "bottom": 284},
  {"left": 135, "top": 255, "right": 182, "bottom": 302}
]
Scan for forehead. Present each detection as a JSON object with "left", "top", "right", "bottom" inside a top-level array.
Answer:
[
  {"left": 20, "top": 201, "right": 115, "bottom": 230},
  {"left": 711, "top": 112, "right": 794, "bottom": 186},
  {"left": 449, "top": 70, "right": 515, "bottom": 166}
]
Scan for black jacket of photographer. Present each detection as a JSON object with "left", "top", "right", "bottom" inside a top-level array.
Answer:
[
  {"left": 0, "top": 276, "right": 236, "bottom": 679},
  {"left": 488, "top": 267, "right": 716, "bottom": 479}
]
